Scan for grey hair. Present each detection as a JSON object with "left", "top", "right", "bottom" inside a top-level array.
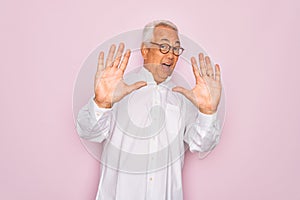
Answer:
[{"left": 142, "top": 20, "right": 178, "bottom": 47}]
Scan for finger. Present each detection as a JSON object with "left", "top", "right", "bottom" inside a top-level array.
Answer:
[
  {"left": 97, "top": 51, "right": 104, "bottom": 72},
  {"left": 105, "top": 44, "right": 116, "bottom": 67},
  {"left": 112, "top": 53, "right": 122, "bottom": 68},
  {"left": 119, "top": 49, "right": 131, "bottom": 72},
  {"left": 205, "top": 56, "right": 214, "bottom": 78},
  {"left": 191, "top": 57, "right": 201, "bottom": 84},
  {"left": 112, "top": 43, "right": 125, "bottom": 68},
  {"left": 172, "top": 86, "right": 192, "bottom": 100},
  {"left": 215, "top": 64, "right": 221, "bottom": 82},
  {"left": 199, "top": 53, "right": 207, "bottom": 76},
  {"left": 115, "top": 43, "right": 125, "bottom": 60},
  {"left": 127, "top": 81, "right": 147, "bottom": 94}
]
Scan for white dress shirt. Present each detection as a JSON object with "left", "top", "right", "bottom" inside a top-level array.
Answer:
[{"left": 77, "top": 67, "right": 221, "bottom": 200}]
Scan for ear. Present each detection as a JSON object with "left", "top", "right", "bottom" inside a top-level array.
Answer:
[{"left": 140, "top": 43, "right": 149, "bottom": 60}]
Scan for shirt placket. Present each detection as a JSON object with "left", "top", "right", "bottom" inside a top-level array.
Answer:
[{"left": 145, "top": 85, "right": 161, "bottom": 199}]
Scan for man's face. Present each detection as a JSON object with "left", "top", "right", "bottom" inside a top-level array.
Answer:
[{"left": 142, "top": 25, "right": 180, "bottom": 84}]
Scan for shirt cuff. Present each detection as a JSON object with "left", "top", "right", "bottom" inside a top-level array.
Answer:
[
  {"left": 89, "top": 97, "right": 112, "bottom": 121},
  {"left": 196, "top": 111, "right": 217, "bottom": 127}
]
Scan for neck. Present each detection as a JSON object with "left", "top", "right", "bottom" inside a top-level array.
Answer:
[{"left": 143, "top": 66, "right": 165, "bottom": 84}]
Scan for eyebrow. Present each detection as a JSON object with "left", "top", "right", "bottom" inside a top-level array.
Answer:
[{"left": 160, "top": 38, "right": 181, "bottom": 45}]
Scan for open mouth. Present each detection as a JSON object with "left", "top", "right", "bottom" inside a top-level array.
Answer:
[
  {"left": 161, "top": 62, "right": 173, "bottom": 73},
  {"left": 162, "top": 63, "right": 172, "bottom": 68},
  {"left": 160, "top": 62, "right": 173, "bottom": 74}
]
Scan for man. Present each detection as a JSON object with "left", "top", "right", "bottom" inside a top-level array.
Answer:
[{"left": 77, "top": 20, "right": 222, "bottom": 200}]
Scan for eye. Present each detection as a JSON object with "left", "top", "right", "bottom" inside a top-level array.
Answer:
[
  {"left": 160, "top": 44, "right": 169, "bottom": 50},
  {"left": 173, "top": 46, "right": 180, "bottom": 51}
]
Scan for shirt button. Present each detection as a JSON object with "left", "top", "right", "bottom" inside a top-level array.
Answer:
[
  {"left": 149, "top": 177, "right": 153, "bottom": 181},
  {"left": 96, "top": 112, "right": 100, "bottom": 116}
]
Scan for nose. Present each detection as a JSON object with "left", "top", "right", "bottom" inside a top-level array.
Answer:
[{"left": 166, "top": 49, "right": 175, "bottom": 60}]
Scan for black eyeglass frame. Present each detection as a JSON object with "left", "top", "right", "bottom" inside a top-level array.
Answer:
[{"left": 150, "top": 42, "right": 184, "bottom": 56}]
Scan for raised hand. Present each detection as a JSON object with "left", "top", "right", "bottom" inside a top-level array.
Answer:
[
  {"left": 172, "top": 53, "right": 222, "bottom": 114},
  {"left": 94, "top": 43, "right": 147, "bottom": 108}
]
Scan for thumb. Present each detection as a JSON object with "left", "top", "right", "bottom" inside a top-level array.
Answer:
[
  {"left": 127, "top": 81, "right": 147, "bottom": 93},
  {"left": 172, "top": 86, "right": 191, "bottom": 99}
]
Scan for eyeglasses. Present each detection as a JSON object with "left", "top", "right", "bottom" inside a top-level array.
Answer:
[{"left": 150, "top": 42, "right": 184, "bottom": 56}]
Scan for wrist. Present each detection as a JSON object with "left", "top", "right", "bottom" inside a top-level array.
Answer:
[
  {"left": 199, "top": 108, "right": 216, "bottom": 115},
  {"left": 93, "top": 97, "right": 112, "bottom": 108}
]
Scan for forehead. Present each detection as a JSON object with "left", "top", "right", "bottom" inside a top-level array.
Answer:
[{"left": 153, "top": 25, "right": 179, "bottom": 43}]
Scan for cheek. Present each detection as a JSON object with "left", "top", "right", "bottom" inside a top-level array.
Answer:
[
  {"left": 153, "top": 55, "right": 164, "bottom": 64},
  {"left": 148, "top": 51, "right": 162, "bottom": 63}
]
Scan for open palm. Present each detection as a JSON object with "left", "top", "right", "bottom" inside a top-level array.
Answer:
[
  {"left": 94, "top": 43, "right": 147, "bottom": 108},
  {"left": 173, "top": 53, "right": 222, "bottom": 114}
]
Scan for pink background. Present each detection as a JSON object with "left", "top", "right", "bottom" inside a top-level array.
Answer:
[{"left": 1, "top": 0, "right": 299, "bottom": 199}]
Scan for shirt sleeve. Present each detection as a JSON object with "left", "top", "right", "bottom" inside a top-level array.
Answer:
[
  {"left": 183, "top": 104, "right": 221, "bottom": 159},
  {"left": 76, "top": 97, "right": 112, "bottom": 143}
]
